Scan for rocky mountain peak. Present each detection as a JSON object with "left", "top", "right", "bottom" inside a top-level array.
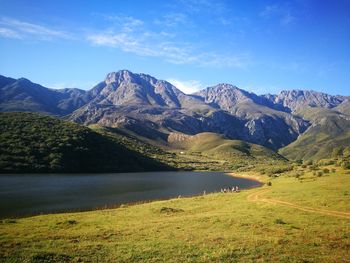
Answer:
[
  {"left": 274, "top": 89, "right": 344, "bottom": 112},
  {"left": 105, "top": 70, "right": 135, "bottom": 85},
  {"left": 193, "top": 83, "right": 256, "bottom": 111},
  {"left": 212, "top": 83, "right": 239, "bottom": 90}
]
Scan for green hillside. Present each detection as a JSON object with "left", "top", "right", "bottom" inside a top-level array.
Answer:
[
  {"left": 168, "top": 132, "right": 286, "bottom": 170},
  {"left": 279, "top": 107, "right": 350, "bottom": 161},
  {"left": 335, "top": 100, "right": 350, "bottom": 116},
  {"left": 0, "top": 112, "right": 171, "bottom": 173},
  {"left": 170, "top": 132, "right": 280, "bottom": 158}
]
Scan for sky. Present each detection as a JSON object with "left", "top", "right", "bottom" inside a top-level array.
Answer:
[{"left": 0, "top": 0, "right": 349, "bottom": 95}]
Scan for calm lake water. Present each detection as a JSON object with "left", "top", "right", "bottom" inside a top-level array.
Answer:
[{"left": 0, "top": 171, "right": 261, "bottom": 218}]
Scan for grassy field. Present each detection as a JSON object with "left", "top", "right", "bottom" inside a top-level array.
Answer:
[{"left": 1, "top": 167, "right": 349, "bottom": 262}]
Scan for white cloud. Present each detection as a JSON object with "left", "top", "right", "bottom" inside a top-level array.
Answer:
[
  {"left": 0, "top": 17, "right": 72, "bottom": 40},
  {"left": 87, "top": 15, "right": 250, "bottom": 68},
  {"left": 87, "top": 30, "right": 250, "bottom": 67},
  {"left": 166, "top": 78, "right": 204, "bottom": 94},
  {"left": 0, "top": 27, "right": 21, "bottom": 39}
]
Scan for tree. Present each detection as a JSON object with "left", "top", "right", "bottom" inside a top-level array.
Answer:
[{"left": 332, "top": 146, "right": 344, "bottom": 158}]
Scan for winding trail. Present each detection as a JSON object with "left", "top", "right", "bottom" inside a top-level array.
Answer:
[{"left": 247, "top": 189, "right": 350, "bottom": 219}]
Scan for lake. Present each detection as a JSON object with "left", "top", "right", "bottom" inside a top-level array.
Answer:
[{"left": 0, "top": 171, "right": 262, "bottom": 218}]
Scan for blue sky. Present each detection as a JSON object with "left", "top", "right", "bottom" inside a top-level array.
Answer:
[{"left": 0, "top": 0, "right": 349, "bottom": 95}]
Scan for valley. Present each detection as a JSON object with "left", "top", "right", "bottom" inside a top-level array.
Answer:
[{"left": 0, "top": 70, "right": 349, "bottom": 262}]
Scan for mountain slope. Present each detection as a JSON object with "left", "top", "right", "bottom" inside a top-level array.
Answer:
[
  {"left": 1, "top": 70, "right": 349, "bottom": 152},
  {"left": 86, "top": 70, "right": 208, "bottom": 110},
  {"left": 0, "top": 76, "right": 91, "bottom": 115},
  {"left": 70, "top": 71, "right": 311, "bottom": 149},
  {"left": 264, "top": 90, "right": 346, "bottom": 113},
  {"left": 193, "top": 84, "right": 309, "bottom": 149},
  {"left": 0, "top": 112, "right": 171, "bottom": 173},
  {"left": 279, "top": 107, "right": 350, "bottom": 160},
  {"left": 335, "top": 99, "right": 350, "bottom": 116}
]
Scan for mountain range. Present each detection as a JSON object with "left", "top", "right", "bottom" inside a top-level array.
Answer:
[{"left": 1, "top": 70, "right": 349, "bottom": 161}]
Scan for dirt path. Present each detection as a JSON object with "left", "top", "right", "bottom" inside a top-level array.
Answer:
[{"left": 247, "top": 188, "right": 350, "bottom": 219}]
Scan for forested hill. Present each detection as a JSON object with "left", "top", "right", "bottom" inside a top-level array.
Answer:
[{"left": 0, "top": 112, "right": 171, "bottom": 173}]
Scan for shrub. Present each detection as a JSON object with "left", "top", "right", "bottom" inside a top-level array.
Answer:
[
  {"left": 317, "top": 159, "right": 335, "bottom": 166},
  {"left": 309, "top": 164, "right": 319, "bottom": 171},
  {"left": 332, "top": 146, "right": 344, "bottom": 158},
  {"left": 275, "top": 218, "right": 286, "bottom": 225},
  {"left": 264, "top": 165, "right": 293, "bottom": 175},
  {"left": 317, "top": 171, "right": 323, "bottom": 177},
  {"left": 343, "top": 146, "right": 350, "bottom": 158},
  {"left": 323, "top": 168, "right": 330, "bottom": 174},
  {"left": 341, "top": 161, "right": 350, "bottom": 169},
  {"left": 304, "top": 160, "right": 313, "bottom": 166},
  {"left": 295, "top": 160, "right": 303, "bottom": 165}
]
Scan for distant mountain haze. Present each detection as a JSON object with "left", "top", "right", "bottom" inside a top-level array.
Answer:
[{"left": 1, "top": 70, "right": 349, "bottom": 157}]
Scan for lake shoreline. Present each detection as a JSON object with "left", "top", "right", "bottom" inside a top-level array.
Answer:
[
  {"left": 225, "top": 172, "right": 266, "bottom": 184},
  {"left": 0, "top": 171, "right": 263, "bottom": 219}
]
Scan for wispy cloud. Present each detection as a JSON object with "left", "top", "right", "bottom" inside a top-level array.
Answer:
[
  {"left": 166, "top": 78, "right": 204, "bottom": 94},
  {"left": 260, "top": 4, "right": 296, "bottom": 26},
  {"left": 0, "top": 17, "right": 72, "bottom": 40},
  {"left": 175, "top": 0, "right": 233, "bottom": 26},
  {"left": 87, "top": 15, "right": 250, "bottom": 68},
  {"left": 176, "top": 0, "right": 226, "bottom": 15},
  {"left": 154, "top": 13, "right": 191, "bottom": 27},
  {"left": 0, "top": 27, "right": 21, "bottom": 39}
]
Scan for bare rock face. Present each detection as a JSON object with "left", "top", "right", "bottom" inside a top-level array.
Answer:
[
  {"left": 88, "top": 70, "right": 203, "bottom": 109},
  {"left": 267, "top": 90, "right": 345, "bottom": 112},
  {"left": 192, "top": 83, "right": 309, "bottom": 149},
  {"left": 167, "top": 132, "right": 192, "bottom": 144}
]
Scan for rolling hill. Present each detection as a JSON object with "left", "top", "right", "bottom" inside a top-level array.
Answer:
[{"left": 168, "top": 132, "right": 283, "bottom": 161}]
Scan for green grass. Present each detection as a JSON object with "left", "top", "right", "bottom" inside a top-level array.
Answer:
[
  {"left": 1, "top": 167, "right": 349, "bottom": 262},
  {"left": 167, "top": 132, "right": 286, "bottom": 172}
]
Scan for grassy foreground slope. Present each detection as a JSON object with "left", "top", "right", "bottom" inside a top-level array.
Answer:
[
  {"left": 280, "top": 107, "right": 350, "bottom": 161},
  {"left": 1, "top": 168, "right": 349, "bottom": 262},
  {"left": 0, "top": 112, "right": 170, "bottom": 173}
]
